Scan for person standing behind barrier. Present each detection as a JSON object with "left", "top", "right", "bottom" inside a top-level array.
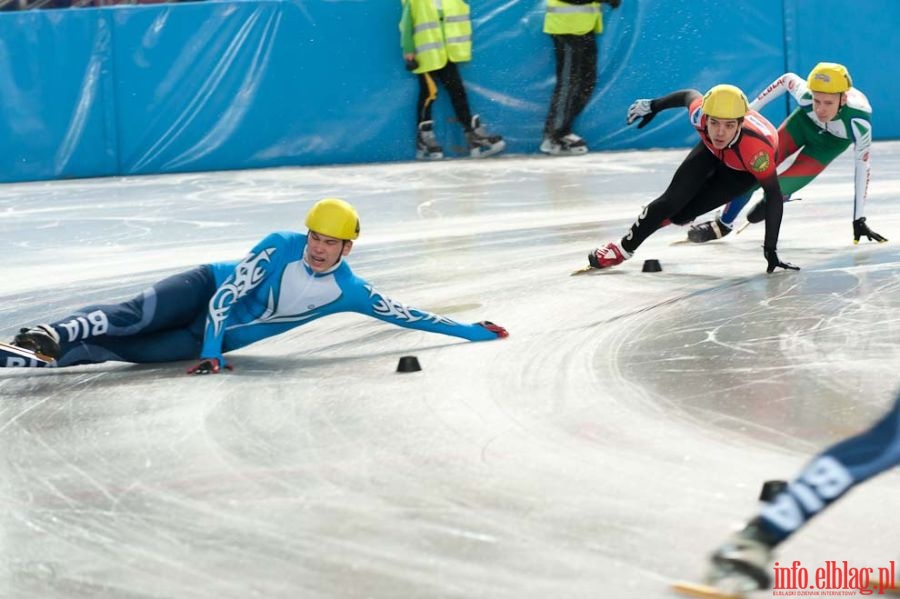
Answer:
[
  {"left": 540, "top": 0, "right": 620, "bottom": 156},
  {"left": 399, "top": 0, "right": 505, "bottom": 160}
]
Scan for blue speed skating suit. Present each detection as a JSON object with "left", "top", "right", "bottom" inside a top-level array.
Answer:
[{"left": 46, "top": 232, "right": 498, "bottom": 367}]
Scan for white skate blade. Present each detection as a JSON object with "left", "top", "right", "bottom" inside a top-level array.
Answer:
[
  {"left": 0, "top": 341, "right": 53, "bottom": 368},
  {"left": 469, "top": 140, "right": 505, "bottom": 158},
  {"left": 543, "top": 145, "right": 589, "bottom": 157},
  {"left": 570, "top": 264, "right": 626, "bottom": 276},
  {"left": 571, "top": 265, "right": 597, "bottom": 275}
]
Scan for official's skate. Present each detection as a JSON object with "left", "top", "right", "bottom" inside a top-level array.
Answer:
[
  {"left": 466, "top": 115, "right": 505, "bottom": 158},
  {"left": 540, "top": 133, "right": 589, "bottom": 156},
  {"left": 416, "top": 120, "right": 444, "bottom": 160}
]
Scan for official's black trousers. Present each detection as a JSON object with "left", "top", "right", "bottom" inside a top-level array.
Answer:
[
  {"left": 544, "top": 33, "right": 597, "bottom": 140},
  {"left": 417, "top": 61, "right": 473, "bottom": 131}
]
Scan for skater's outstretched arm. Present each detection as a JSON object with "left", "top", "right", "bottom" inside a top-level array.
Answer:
[
  {"left": 626, "top": 89, "right": 702, "bottom": 129},
  {"left": 348, "top": 278, "right": 508, "bottom": 342},
  {"left": 749, "top": 72, "right": 806, "bottom": 111}
]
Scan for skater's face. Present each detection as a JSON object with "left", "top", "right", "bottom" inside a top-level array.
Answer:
[
  {"left": 706, "top": 117, "right": 740, "bottom": 149},
  {"left": 811, "top": 91, "right": 844, "bottom": 122},
  {"left": 305, "top": 231, "right": 352, "bottom": 272}
]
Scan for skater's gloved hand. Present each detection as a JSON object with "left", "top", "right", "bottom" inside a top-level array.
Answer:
[
  {"left": 602, "top": 0, "right": 621, "bottom": 7},
  {"left": 477, "top": 321, "right": 509, "bottom": 339},
  {"left": 403, "top": 53, "right": 418, "bottom": 72},
  {"left": 763, "top": 246, "right": 800, "bottom": 273},
  {"left": 186, "top": 357, "right": 233, "bottom": 375},
  {"left": 853, "top": 217, "right": 887, "bottom": 244},
  {"left": 626, "top": 99, "right": 656, "bottom": 129}
]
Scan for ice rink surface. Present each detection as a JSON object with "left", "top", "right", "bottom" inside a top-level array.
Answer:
[{"left": 2, "top": 144, "right": 899, "bottom": 598}]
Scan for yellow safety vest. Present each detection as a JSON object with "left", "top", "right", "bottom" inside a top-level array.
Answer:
[
  {"left": 543, "top": 0, "right": 603, "bottom": 35},
  {"left": 409, "top": 0, "right": 472, "bottom": 74}
]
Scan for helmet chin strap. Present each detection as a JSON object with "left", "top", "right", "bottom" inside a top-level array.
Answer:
[
  {"left": 727, "top": 117, "right": 744, "bottom": 148},
  {"left": 302, "top": 248, "right": 343, "bottom": 273}
]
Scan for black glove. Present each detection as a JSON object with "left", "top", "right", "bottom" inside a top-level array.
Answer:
[
  {"left": 602, "top": 0, "right": 621, "bottom": 7},
  {"left": 477, "top": 321, "right": 509, "bottom": 339},
  {"left": 186, "top": 357, "right": 232, "bottom": 375},
  {"left": 404, "top": 57, "right": 419, "bottom": 72},
  {"left": 626, "top": 99, "right": 656, "bottom": 129},
  {"left": 853, "top": 217, "right": 887, "bottom": 244},
  {"left": 763, "top": 247, "right": 800, "bottom": 273}
]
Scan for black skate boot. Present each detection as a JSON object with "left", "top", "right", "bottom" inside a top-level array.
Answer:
[
  {"left": 416, "top": 120, "right": 444, "bottom": 160},
  {"left": 688, "top": 217, "right": 733, "bottom": 243},
  {"left": 747, "top": 194, "right": 793, "bottom": 225},
  {"left": 12, "top": 324, "right": 61, "bottom": 360},
  {"left": 707, "top": 518, "right": 779, "bottom": 592},
  {"left": 540, "top": 133, "right": 589, "bottom": 156},
  {"left": 465, "top": 115, "right": 505, "bottom": 158},
  {"left": 747, "top": 199, "right": 767, "bottom": 224}
]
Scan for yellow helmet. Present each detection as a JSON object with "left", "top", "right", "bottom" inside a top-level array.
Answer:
[
  {"left": 701, "top": 84, "right": 749, "bottom": 119},
  {"left": 807, "top": 62, "right": 852, "bottom": 94},
  {"left": 305, "top": 198, "right": 360, "bottom": 240}
]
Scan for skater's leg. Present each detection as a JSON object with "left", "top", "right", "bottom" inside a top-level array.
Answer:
[
  {"left": 58, "top": 312, "right": 207, "bottom": 366},
  {"left": 671, "top": 166, "right": 757, "bottom": 225},
  {"left": 620, "top": 143, "right": 719, "bottom": 254},
  {"left": 432, "top": 62, "right": 473, "bottom": 131},
  {"left": 758, "top": 392, "right": 900, "bottom": 545},
  {"left": 709, "top": 391, "right": 900, "bottom": 591},
  {"left": 38, "top": 266, "right": 215, "bottom": 365},
  {"left": 719, "top": 190, "right": 754, "bottom": 226}
]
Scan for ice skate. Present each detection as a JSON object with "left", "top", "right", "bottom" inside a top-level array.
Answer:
[
  {"left": 688, "top": 217, "right": 733, "bottom": 243},
  {"left": 416, "top": 120, "right": 444, "bottom": 160},
  {"left": 12, "top": 324, "right": 61, "bottom": 360},
  {"left": 466, "top": 115, "right": 505, "bottom": 158},
  {"left": 540, "top": 133, "right": 589, "bottom": 156},
  {"left": 587, "top": 241, "right": 631, "bottom": 270},
  {"left": 706, "top": 527, "right": 774, "bottom": 592},
  {"left": 671, "top": 524, "right": 774, "bottom": 599},
  {"left": 746, "top": 194, "right": 796, "bottom": 225}
]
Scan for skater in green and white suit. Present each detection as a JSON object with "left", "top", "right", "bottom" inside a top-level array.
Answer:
[{"left": 688, "top": 62, "right": 888, "bottom": 245}]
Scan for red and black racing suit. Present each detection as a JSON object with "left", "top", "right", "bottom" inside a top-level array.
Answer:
[{"left": 621, "top": 90, "right": 784, "bottom": 254}]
